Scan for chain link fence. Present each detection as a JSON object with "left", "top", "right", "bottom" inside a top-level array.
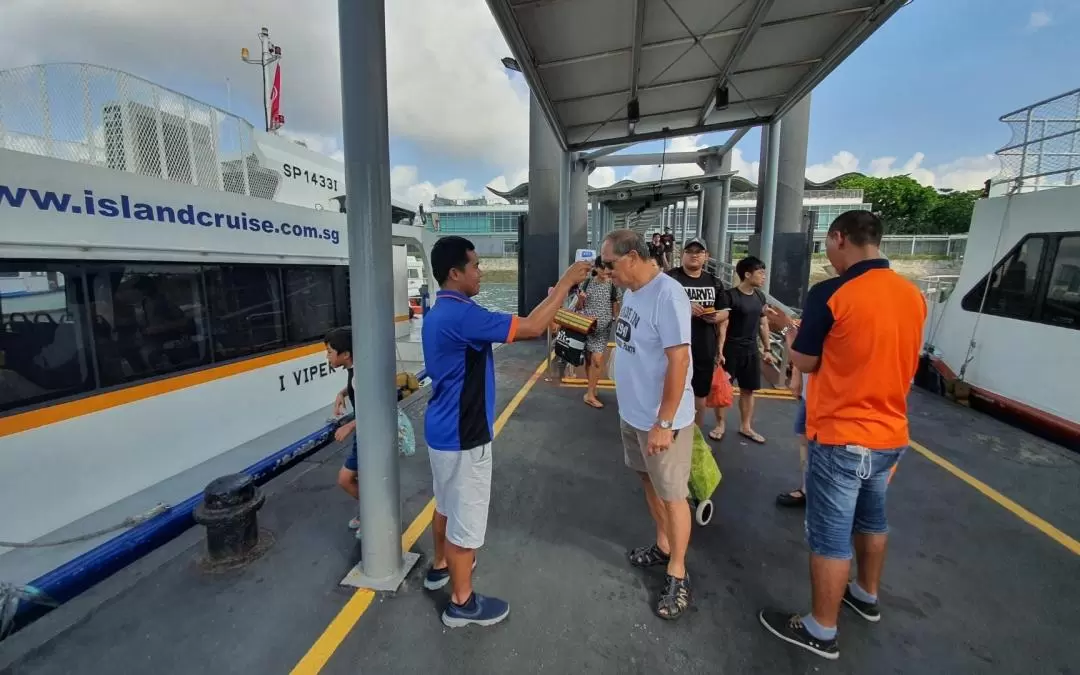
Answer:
[
  {"left": 995, "top": 87, "right": 1080, "bottom": 193},
  {"left": 0, "top": 63, "right": 279, "bottom": 200}
]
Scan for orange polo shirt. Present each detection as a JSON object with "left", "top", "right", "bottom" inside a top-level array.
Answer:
[{"left": 793, "top": 259, "right": 927, "bottom": 449}]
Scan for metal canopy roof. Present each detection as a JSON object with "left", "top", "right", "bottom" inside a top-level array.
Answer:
[{"left": 487, "top": 0, "right": 907, "bottom": 151}]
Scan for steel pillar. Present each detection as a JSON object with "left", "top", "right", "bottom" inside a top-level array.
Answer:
[
  {"left": 558, "top": 149, "right": 571, "bottom": 268},
  {"left": 719, "top": 175, "right": 732, "bottom": 264},
  {"left": 757, "top": 120, "right": 781, "bottom": 294},
  {"left": 772, "top": 93, "right": 814, "bottom": 308},
  {"left": 569, "top": 157, "right": 589, "bottom": 258},
  {"left": 776, "top": 93, "right": 811, "bottom": 235},
  {"left": 524, "top": 94, "right": 563, "bottom": 312},
  {"left": 336, "top": 0, "right": 418, "bottom": 591},
  {"left": 701, "top": 154, "right": 727, "bottom": 260}
]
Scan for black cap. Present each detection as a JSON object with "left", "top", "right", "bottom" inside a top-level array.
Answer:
[{"left": 682, "top": 236, "right": 707, "bottom": 250}]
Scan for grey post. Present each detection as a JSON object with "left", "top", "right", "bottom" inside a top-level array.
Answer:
[
  {"left": 568, "top": 156, "right": 589, "bottom": 257},
  {"left": 759, "top": 120, "right": 781, "bottom": 294},
  {"left": 701, "top": 153, "right": 724, "bottom": 258},
  {"left": 336, "top": 0, "right": 418, "bottom": 590},
  {"left": 719, "top": 177, "right": 731, "bottom": 264}
]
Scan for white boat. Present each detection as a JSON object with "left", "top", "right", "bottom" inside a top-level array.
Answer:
[
  {"left": 0, "top": 63, "right": 436, "bottom": 599},
  {"left": 919, "top": 88, "right": 1079, "bottom": 447}
]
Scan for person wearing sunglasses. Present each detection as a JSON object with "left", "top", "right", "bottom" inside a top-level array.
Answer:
[{"left": 601, "top": 229, "right": 696, "bottom": 621}]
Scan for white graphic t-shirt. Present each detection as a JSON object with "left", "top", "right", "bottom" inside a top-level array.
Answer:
[{"left": 613, "top": 272, "right": 695, "bottom": 431}]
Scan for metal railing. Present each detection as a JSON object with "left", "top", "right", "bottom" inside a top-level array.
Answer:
[
  {"left": 0, "top": 63, "right": 277, "bottom": 200},
  {"left": 993, "top": 87, "right": 1080, "bottom": 193},
  {"left": 729, "top": 189, "right": 866, "bottom": 202}
]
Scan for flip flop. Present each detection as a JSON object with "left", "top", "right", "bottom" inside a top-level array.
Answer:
[
  {"left": 739, "top": 430, "right": 766, "bottom": 444},
  {"left": 708, "top": 428, "right": 725, "bottom": 441},
  {"left": 583, "top": 396, "right": 604, "bottom": 409}
]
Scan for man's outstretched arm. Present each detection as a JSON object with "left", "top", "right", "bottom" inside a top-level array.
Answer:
[{"left": 513, "top": 262, "right": 592, "bottom": 340}]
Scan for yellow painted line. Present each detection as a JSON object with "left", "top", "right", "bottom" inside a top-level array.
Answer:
[
  {"left": 561, "top": 377, "right": 616, "bottom": 386},
  {"left": 289, "top": 356, "right": 550, "bottom": 675},
  {"left": 909, "top": 440, "right": 1080, "bottom": 557},
  {"left": 394, "top": 314, "right": 411, "bottom": 323}
]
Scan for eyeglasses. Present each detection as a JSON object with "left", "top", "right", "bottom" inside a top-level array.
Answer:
[{"left": 598, "top": 259, "right": 616, "bottom": 270}]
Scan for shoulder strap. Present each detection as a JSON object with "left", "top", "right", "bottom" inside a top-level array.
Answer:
[{"left": 611, "top": 282, "right": 618, "bottom": 304}]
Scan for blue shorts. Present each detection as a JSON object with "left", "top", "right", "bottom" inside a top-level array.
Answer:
[
  {"left": 804, "top": 441, "right": 905, "bottom": 560},
  {"left": 793, "top": 398, "right": 806, "bottom": 436},
  {"left": 343, "top": 436, "right": 358, "bottom": 472}
]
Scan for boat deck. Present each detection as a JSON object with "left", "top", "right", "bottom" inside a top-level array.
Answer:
[{"left": 3, "top": 340, "right": 1079, "bottom": 674}]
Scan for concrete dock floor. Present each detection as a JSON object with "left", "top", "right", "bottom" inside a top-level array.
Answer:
[{"left": 3, "top": 340, "right": 1078, "bottom": 675}]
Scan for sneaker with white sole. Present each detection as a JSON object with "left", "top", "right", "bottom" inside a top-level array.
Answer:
[
  {"left": 842, "top": 586, "right": 881, "bottom": 622},
  {"left": 758, "top": 609, "right": 839, "bottom": 661},
  {"left": 423, "top": 559, "right": 477, "bottom": 591},
  {"left": 441, "top": 592, "right": 509, "bottom": 628}
]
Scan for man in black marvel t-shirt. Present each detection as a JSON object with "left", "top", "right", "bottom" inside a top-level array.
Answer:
[
  {"left": 667, "top": 237, "right": 727, "bottom": 441},
  {"left": 716, "top": 256, "right": 775, "bottom": 444}
]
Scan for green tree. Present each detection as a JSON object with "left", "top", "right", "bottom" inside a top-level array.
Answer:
[
  {"left": 926, "top": 189, "right": 977, "bottom": 234},
  {"left": 835, "top": 174, "right": 939, "bottom": 234}
]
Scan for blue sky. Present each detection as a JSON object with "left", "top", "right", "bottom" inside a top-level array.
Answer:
[
  {"left": 384, "top": 0, "right": 1079, "bottom": 197},
  {"left": 0, "top": 0, "right": 1075, "bottom": 202}
]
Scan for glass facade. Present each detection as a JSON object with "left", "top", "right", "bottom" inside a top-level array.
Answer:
[{"left": 431, "top": 211, "right": 521, "bottom": 234}]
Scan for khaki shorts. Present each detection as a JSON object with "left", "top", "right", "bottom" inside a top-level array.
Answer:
[
  {"left": 620, "top": 419, "right": 694, "bottom": 501},
  {"left": 428, "top": 444, "right": 493, "bottom": 550}
]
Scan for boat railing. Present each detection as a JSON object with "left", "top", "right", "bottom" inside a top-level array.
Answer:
[
  {"left": 0, "top": 63, "right": 274, "bottom": 200},
  {"left": 992, "top": 86, "right": 1080, "bottom": 194}
]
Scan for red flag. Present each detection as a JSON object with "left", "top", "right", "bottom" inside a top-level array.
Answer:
[{"left": 269, "top": 64, "right": 283, "bottom": 130}]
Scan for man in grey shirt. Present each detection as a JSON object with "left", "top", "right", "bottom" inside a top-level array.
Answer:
[{"left": 602, "top": 229, "right": 696, "bottom": 621}]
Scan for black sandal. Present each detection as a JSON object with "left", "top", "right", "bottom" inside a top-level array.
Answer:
[
  {"left": 656, "top": 574, "right": 691, "bottom": 620},
  {"left": 627, "top": 543, "right": 670, "bottom": 568},
  {"left": 775, "top": 489, "right": 806, "bottom": 508}
]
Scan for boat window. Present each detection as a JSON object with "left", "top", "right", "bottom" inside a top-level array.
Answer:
[
  {"left": 0, "top": 267, "right": 94, "bottom": 413},
  {"left": 88, "top": 265, "right": 211, "bottom": 387},
  {"left": 284, "top": 267, "right": 336, "bottom": 343},
  {"left": 961, "top": 235, "right": 1046, "bottom": 320},
  {"left": 1042, "top": 235, "right": 1080, "bottom": 330},
  {"left": 333, "top": 267, "right": 352, "bottom": 328},
  {"left": 204, "top": 266, "right": 286, "bottom": 361}
]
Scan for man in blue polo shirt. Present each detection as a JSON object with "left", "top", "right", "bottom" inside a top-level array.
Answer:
[{"left": 421, "top": 235, "right": 589, "bottom": 628}]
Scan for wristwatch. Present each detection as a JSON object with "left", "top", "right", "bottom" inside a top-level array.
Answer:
[{"left": 657, "top": 419, "right": 674, "bottom": 430}]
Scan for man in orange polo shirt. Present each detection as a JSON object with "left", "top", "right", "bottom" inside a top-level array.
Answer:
[{"left": 758, "top": 210, "right": 926, "bottom": 661}]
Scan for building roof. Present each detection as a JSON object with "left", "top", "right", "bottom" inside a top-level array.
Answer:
[
  {"left": 487, "top": 171, "right": 870, "bottom": 201},
  {"left": 486, "top": 0, "right": 907, "bottom": 151}
]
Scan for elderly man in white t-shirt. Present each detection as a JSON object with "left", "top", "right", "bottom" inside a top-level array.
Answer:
[{"left": 601, "top": 228, "right": 696, "bottom": 621}]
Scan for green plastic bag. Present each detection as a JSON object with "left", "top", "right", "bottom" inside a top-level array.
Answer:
[{"left": 688, "top": 425, "right": 722, "bottom": 502}]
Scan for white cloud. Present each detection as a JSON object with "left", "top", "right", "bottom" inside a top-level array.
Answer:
[
  {"left": 728, "top": 148, "right": 759, "bottom": 183},
  {"left": 589, "top": 166, "right": 617, "bottom": 188},
  {"left": 1027, "top": 10, "right": 1052, "bottom": 30},
  {"left": 0, "top": 0, "right": 528, "bottom": 172},
  {"left": 728, "top": 148, "right": 998, "bottom": 191},
  {"left": 391, "top": 165, "right": 476, "bottom": 206}
]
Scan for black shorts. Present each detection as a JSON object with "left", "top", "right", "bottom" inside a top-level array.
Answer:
[
  {"left": 723, "top": 343, "right": 760, "bottom": 392},
  {"left": 691, "top": 365, "right": 713, "bottom": 398}
]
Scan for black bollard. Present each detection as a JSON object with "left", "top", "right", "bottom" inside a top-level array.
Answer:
[{"left": 193, "top": 473, "right": 266, "bottom": 566}]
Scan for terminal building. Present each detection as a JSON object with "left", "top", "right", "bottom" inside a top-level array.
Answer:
[{"left": 426, "top": 174, "right": 871, "bottom": 258}]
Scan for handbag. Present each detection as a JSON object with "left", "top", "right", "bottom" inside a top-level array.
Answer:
[{"left": 705, "top": 366, "right": 733, "bottom": 408}]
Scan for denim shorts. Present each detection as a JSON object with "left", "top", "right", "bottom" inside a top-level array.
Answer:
[
  {"left": 793, "top": 398, "right": 806, "bottom": 436},
  {"left": 343, "top": 436, "right": 359, "bottom": 472},
  {"left": 804, "top": 441, "right": 905, "bottom": 560}
]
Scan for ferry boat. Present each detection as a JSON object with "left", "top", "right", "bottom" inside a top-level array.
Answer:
[
  {"left": 918, "top": 87, "right": 1080, "bottom": 449},
  {"left": 0, "top": 63, "right": 435, "bottom": 619}
]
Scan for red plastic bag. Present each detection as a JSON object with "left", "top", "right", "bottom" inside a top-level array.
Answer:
[{"left": 706, "top": 367, "right": 733, "bottom": 408}]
